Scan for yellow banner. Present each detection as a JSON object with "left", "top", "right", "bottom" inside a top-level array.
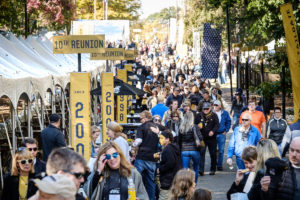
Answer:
[
  {"left": 124, "top": 50, "right": 135, "bottom": 60},
  {"left": 117, "top": 69, "right": 128, "bottom": 123},
  {"left": 53, "top": 35, "right": 105, "bottom": 54},
  {"left": 281, "top": 3, "right": 300, "bottom": 121},
  {"left": 70, "top": 73, "right": 91, "bottom": 161},
  {"left": 90, "top": 48, "right": 124, "bottom": 60},
  {"left": 101, "top": 73, "right": 114, "bottom": 143}
]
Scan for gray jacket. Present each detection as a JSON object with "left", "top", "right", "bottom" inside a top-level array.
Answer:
[{"left": 84, "top": 168, "right": 149, "bottom": 200}]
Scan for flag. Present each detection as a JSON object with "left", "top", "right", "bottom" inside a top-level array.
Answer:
[{"left": 201, "top": 23, "right": 221, "bottom": 79}]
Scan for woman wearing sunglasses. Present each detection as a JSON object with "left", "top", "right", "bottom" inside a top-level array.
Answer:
[
  {"left": 2, "top": 147, "right": 38, "bottom": 200},
  {"left": 85, "top": 141, "right": 148, "bottom": 200}
]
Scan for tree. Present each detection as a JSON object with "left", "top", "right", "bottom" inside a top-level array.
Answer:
[
  {"left": 76, "top": 0, "right": 141, "bottom": 21},
  {"left": 147, "top": 6, "right": 178, "bottom": 23}
]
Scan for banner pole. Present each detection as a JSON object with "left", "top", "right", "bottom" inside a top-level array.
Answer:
[{"left": 78, "top": 53, "right": 81, "bottom": 72}]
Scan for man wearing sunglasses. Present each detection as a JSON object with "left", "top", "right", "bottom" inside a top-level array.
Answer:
[
  {"left": 22, "top": 137, "right": 46, "bottom": 176},
  {"left": 46, "top": 147, "right": 87, "bottom": 200},
  {"left": 195, "top": 102, "right": 220, "bottom": 175},
  {"left": 227, "top": 113, "right": 261, "bottom": 169}
]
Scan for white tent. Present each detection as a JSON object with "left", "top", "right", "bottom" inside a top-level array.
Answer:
[{"left": 0, "top": 33, "right": 106, "bottom": 108}]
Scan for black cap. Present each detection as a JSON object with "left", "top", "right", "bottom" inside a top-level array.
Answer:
[{"left": 50, "top": 114, "right": 61, "bottom": 123}]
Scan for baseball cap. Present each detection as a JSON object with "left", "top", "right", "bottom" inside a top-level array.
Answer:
[
  {"left": 33, "top": 174, "right": 76, "bottom": 199},
  {"left": 202, "top": 102, "right": 211, "bottom": 109},
  {"left": 214, "top": 100, "right": 221, "bottom": 106},
  {"left": 49, "top": 114, "right": 61, "bottom": 123}
]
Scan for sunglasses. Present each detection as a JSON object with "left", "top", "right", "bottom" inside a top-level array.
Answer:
[
  {"left": 172, "top": 115, "right": 179, "bottom": 118},
  {"left": 28, "top": 148, "right": 38, "bottom": 152},
  {"left": 105, "top": 152, "right": 119, "bottom": 160},
  {"left": 242, "top": 119, "right": 249, "bottom": 122},
  {"left": 69, "top": 172, "right": 85, "bottom": 179},
  {"left": 213, "top": 104, "right": 219, "bottom": 106},
  {"left": 18, "top": 159, "right": 33, "bottom": 165},
  {"left": 203, "top": 108, "right": 209, "bottom": 110},
  {"left": 17, "top": 147, "right": 27, "bottom": 152}
]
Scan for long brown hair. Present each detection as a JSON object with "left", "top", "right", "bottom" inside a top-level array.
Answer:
[
  {"left": 170, "top": 169, "right": 195, "bottom": 200},
  {"left": 94, "top": 141, "right": 132, "bottom": 177},
  {"left": 12, "top": 149, "right": 34, "bottom": 176}
]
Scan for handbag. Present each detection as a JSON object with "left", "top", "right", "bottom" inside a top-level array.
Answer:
[{"left": 193, "top": 126, "right": 205, "bottom": 149}]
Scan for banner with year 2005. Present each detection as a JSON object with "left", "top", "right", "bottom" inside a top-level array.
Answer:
[
  {"left": 101, "top": 73, "right": 114, "bottom": 143},
  {"left": 70, "top": 73, "right": 91, "bottom": 161}
]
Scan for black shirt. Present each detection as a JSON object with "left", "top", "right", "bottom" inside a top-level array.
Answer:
[{"left": 136, "top": 121, "right": 159, "bottom": 162}]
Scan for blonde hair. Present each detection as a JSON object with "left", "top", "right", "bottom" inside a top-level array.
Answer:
[
  {"left": 107, "top": 121, "right": 123, "bottom": 139},
  {"left": 140, "top": 110, "right": 152, "bottom": 121},
  {"left": 94, "top": 141, "right": 133, "bottom": 177},
  {"left": 255, "top": 139, "right": 280, "bottom": 173},
  {"left": 91, "top": 125, "right": 100, "bottom": 138},
  {"left": 170, "top": 169, "right": 195, "bottom": 200},
  {"left": 12, "top": 149, "right": 34, "bottom": 176},
  {"left": 179, "top": 111, "right": 194, "bottom": 134}
]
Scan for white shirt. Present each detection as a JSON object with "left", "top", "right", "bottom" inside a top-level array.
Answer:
[
  {"left": 215, "top": 110, "right": 222, "bottom": 123},
  {"left": 114, "top": 136, "right": 130, "bottom": 161}
]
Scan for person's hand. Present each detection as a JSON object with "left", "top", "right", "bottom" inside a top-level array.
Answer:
[
  {"left": 209, "top": 131, "right": 214, "bottom": 136},
  {"left": 150, "top": 126, "right": 160, "bottom": 134},
  {"left": 227, "top": 158, "right": 233, "bottom": 165},
  {"left": 153, "top": 152, "right": 160, "bottom": 159},
  {"left": 223, "top": 132, "right": 227, "bottom": 135},
  {"left": 97, "top": 154, "right": 107, "bottom": 173},
  {"left": 235, "top": 170, "right": 244, "bottom": 186},
  {"left": 157, "top": 168, "right": 160, "bottom": 174},
  {"left": 260, "top": 176, "right": 271, "bottom": 192}
]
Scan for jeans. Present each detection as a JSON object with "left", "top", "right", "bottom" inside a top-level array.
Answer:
[
  {"left": 135, "top": 159, "right": 156, "bottom": 200},
  {"left": 200, "top": 139, "right": 217, "bottom": 172},
  {"left": 216, "top": 134, "right": 226, "bottom": 168},
  {"left": 181, "top": 151, "right": 201, "bottom": 183},
  {"left": 232, "top": 113, "right": 240, "bottom": 130},
  {"left": 236, "top": 156, "right": 246, "bottom": 169}
]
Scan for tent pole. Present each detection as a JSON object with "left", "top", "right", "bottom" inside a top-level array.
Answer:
[
  {"left": 41, "top": 98, "right": 44, "bottom": 126},
  {"left": 11, "top": 105, "right": 16, "bottom": 151},
  {"left": 2, "top": 115, "right": 13, "bottom": 157},
  {"left": 51, "top": 92, "right": 55, "bottom": 114},
  {"left": 62, "top": 91, "right": 66, "bottom": 140},
  {"left": 27, "top": 100, "right": 31, "bottom": 137},
  {"left": 0, "top": 150, "right": 3, "bottom": 189}
]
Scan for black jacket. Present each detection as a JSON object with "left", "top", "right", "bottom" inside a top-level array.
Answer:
[
  {"left": 178, "top": 125, "right": 202, "bottom": 151},
  {"left": 165, "top": 93, "right": 184, "bottom": 107},
  {"left": 195, "top": 112, "right": 220, "bottom": 140},
  {"left": 34, "top": 158, "right": 46, "bottom": 176},
  {"left": 159, "top": 143, "right": 181, "bottom": 190},
  {"left": 1, "top": 173, "right": 38, "bottom": 200},
  {"left": 227, "top": 173, "right": 250, "bottom": 200},
  {"left": 266, "top": 118, "right": 288, "bottom": 145},
  {"left": 41, "top": 124, "right": 66, "bottom": 161},
  {"left": 136, "top": 121, "right": 159, "bottom": 162}
]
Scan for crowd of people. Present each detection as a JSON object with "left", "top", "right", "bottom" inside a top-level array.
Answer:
[{"left": 1, "top": 40, "right": 300, "bottom": 200}]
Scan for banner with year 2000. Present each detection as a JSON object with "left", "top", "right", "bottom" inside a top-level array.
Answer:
[
  {"left": 101, "top": 73, "right": 114, "bottom": 143},
  {"left": 70, "top": 73, "right": 91, "bottom": 161}
]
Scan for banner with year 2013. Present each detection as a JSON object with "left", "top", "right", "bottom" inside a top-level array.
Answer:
[{"left": 70, "top": 73, "right": 91, "bottom": 161}]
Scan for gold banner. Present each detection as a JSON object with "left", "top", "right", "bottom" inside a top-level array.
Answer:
[
  {"left": 101, "top": 73, "right": 114, "bottom": 143},
  {"left": 90, "top": 48, "right": 124, "bottom": 60},
  {"left": 124, "top": 50, "right": 135, "bottom": 60},
  {"left": 116, "top": 69, "right": 128, "bottom": 123},
  {"left": 53, "top": 35, "right": 105, "bottom": 54},
  {"left": 281, "top": 3, "right": 300, "bottom": 121},
  {"left": 70, "top": 73, "right": 91, "bottom": 161}
]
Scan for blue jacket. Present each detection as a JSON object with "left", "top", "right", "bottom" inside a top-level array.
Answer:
[
  {"left": 227, "top": 125, "right": 261, "bottom": 158},
  {"left": 216, "top": 110, "right": 232, "bottom": 134},
  {"left": 151, "top": 103, "right": 169, "bottom": 120}
]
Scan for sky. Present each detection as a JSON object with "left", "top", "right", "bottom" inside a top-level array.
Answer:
[{"left": 140, "top": 0, "right": 177, "bottom": 19}]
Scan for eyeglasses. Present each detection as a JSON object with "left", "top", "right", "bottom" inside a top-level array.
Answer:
[
  {"left": 172, "top": 115, "right": 179, "bottom": 118},
  {"left": 242, "top": 119, "right": 250, "bottom": 122},
  {"left": 105, "top": 152, "right": 119, "bottom": 160},
  {"left": 18, "top": 159, "right": 33, "bottom": 165},
  {"left": 213, "top": 104, "right": 219, "bottom": 106},
  {"left": 69, "top": 172, "right": 85, "bottom": 179},
  {"left": 28, "top": 148, "right": 38, "bottom": 152}
]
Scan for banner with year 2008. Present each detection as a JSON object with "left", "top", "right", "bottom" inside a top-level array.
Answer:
[
  {"left": 101, "top": 73, "right": 114, "bottom": 143},
  {"left": 70, "top": 73, "right": 91, "bottom": 161}
]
